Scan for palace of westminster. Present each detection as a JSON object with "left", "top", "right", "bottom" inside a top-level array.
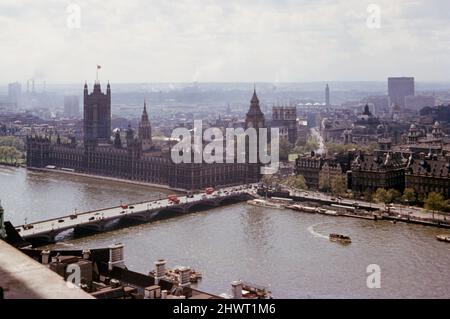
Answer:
[
  {"left": 25, "top": 80, "right": 450, "bottom": 198},
  {"left": 26, "top": 82, "right": 266, "bottom": 190}
]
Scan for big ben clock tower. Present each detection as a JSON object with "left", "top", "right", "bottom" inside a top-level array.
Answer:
[{"left": 245, "top": 88, "right": 266, "bottom": 182}]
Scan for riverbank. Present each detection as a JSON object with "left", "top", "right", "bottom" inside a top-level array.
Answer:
[
  {"left": 27, "top": 167, "right": 187, "bottom": 194},
  {"left": 0, "top": 162, "right": 22, "bottom": 167},
  {"left": 260, "top": 195, "right": 450, "bottom": 229}
]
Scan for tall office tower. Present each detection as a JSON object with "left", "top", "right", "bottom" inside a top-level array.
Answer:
[
  {"left": 64, "top": 95, "right": 80, "bottom": 118},
  {"left": 388, "top": 77, "right": 415, "bottom": 108},
  {"left": 83, "top": 81, "right": 111, "bottom": 144},
  {"left": 325, "top": 84, "right": 330, "bottom": 107},
  {"left": 8, "top": 82, "right": 22, "bottom": 105}
]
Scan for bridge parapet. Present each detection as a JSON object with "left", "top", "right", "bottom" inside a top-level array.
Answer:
[{"left": 15, "top": 184, "right": 259, "bottom": 245}]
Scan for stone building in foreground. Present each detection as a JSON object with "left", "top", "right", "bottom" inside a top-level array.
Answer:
[
  {"left": 350, "top": 152, "right": 406, "bottom": 194},
  {"left": 405, "top": 153, "right": 450, "bottom": 199}
]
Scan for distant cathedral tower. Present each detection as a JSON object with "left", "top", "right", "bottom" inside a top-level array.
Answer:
[
  {"left": 138, "top": 100, "right": 153, "bottom": 151},
  {"left": 83, "top": 81, "right": 111, "bottom": 144},
  {"left": 325, "top": 84, "right": 330, "bottom": 107}
]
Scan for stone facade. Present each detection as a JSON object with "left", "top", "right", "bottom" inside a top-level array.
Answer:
[
  {"left": 405, "top": 153, "right": 450, "bottom": 199},
  {"left": 351, "top": 152, "right": 406, "bottom": 194},
  {"left": 271, "top": 106, "right": 297, "bottom": 144},
  {"left": 26, "top": 85, "right": 265, "bottom": 191},
  {"left": 294, "top": 153, "right": 323, "bottom": 190}
]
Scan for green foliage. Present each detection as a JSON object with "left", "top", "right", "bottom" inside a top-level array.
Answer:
[
  {"left": 318, "top": 174, "right": 331, "bottom": 192},
  {"left": 325, "top": 143, "right": 358, "bottom": 154},
  {"left": 330, "top": 175, "right": 347, "bottom": 196},
  {"left": 0, "top": 146, "right": 22, "bottom": 164},
  {"left": 374, "top": 188, "right": 402, "bottom": 204},
  {"left": 387, "top": 189, "right": 402, "bottom": 203},
  {"left": 261, "top": 174, "right": 279, "bottom": 186},
  {"left": 293, "top": 136, "right": 319, "bottom": 155},
  {"left": 0, "top": 136, "right": 25, "bottom": 152},
  {"left": 279, "top": 138, "right": 292, "bottom": 161},
  {"left": 363, "top": 189, "right": 373, "bottom": 201},
  {"left": 402, "top": 188, "right": 416, "bottom": 204},
  {"left": 374, "top": 188, "right": 389, "bottom": 204},
  {"left": 282, "top": 175, "right": 308, "bottom": 190},
  {"left": 325, "top": 142, "right": 379, "bottom": 155},
  {"left": 424, "top": 192, "right": 445, "bottom": 213}
]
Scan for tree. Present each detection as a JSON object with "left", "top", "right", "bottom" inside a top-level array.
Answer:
[
  {"left": 319, "top": 174, "right": 331, "bottom": 192},
  {"left": 293, "top": 136, "right": 319, "bottom": 155},
  {"left": 386, "top": 189, "right": 402, "bottom": 204},
  {"left": 374, "top": 188, "right": 389, "bottom": 206},
  {"left": 330, "top": 175, "right": 347, "bottom": 196},
  {"left": 261, "top": 174, "right": 279, "bottom": 186},
  {"left": 325, "top": 143, "right": 358, "bottom": 154},
  {"left": 402, "top": 188, "right": 416, "bottom": 204},
  {"left": 424, "top": 192, "right": 445, "bottom": 219},
  {"left": 363, "top": 189, "right": 373, "bottom": 202},
  {"left": 364, "top": 142, "right": 379, "bottom": 153},
  {"left": 282, "top": 175, "right": 308, "bottom": 190},
  {"left": 0, "top": 146, "right": 21, "bottom": 164},
  {"left": 278, "top": 138, "right": 292, "bottom": 161},
  {"left": 0, "top": 136, "right": 25, "bottom": 152}
]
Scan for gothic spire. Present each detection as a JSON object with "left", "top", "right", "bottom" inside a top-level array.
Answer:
[
  {"left": 247, "top": 87, "right": 263, "bottom": 117},
  {"left": 251, "top": 84, "right": 259, "bottom": 104},
  {"left": 141, "top": 100, "right": 149, "bottom": 122}
]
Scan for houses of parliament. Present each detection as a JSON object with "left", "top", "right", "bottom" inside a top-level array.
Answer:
[{"left": 26, "top": 82, "right": 266, "bottom": 190}]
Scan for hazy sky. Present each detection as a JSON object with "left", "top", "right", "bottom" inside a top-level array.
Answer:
[{"left": 1, "top": 0, "right": 450, "bottom": 83}]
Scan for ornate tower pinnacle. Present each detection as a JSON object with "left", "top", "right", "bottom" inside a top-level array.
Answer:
[{"left": 139, "top": 100, "right": 152, "bottom": 151}]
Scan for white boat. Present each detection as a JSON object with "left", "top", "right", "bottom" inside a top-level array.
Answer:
[
  {"left": 287, "top": 204, "right": 317, "bottom": 213},
  {"left": 247, "top": 199, "right": 284, "bottom": 209},
  {"left": 436, "top": 234, "right": 450, "bottom": 243},
  {"left": 324, "top": 209, "right": 339, "bottom": 216}
]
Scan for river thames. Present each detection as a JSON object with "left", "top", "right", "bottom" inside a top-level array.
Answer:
[{"left": 1, "top": 166, "right": 450, "bottom": 298}]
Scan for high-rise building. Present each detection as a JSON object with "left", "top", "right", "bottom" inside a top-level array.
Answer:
[
  {"left": 83, "top": 82, "right": 111, "bottom": 144},
  {"left": 388, "top": 77, "right": 415, "bottom": 108},
  {"left": 8, "top": 82, "right": 22, "bottom": 105},
  {"left": 64, "top": 95, "right": 80, "bottom": 118},
  {"left": 325, "top": 84, "right": 330, "bottom": 107}
]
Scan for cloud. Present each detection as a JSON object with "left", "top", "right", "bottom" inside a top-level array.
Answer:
[{"left": 0, "top": 0, "right": 449, "bottom": 83}]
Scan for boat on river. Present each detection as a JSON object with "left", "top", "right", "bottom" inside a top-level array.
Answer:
[
  {"left": 329, "top": 233, "right": 352, "bottom": 244},
  {"left": 247, "top": 199, "right": 285, "bottom": 209},
  {"left": 287, "top": 204, "right": 318, "bottom": 213},
  {"left": 436, "top": 234, "right": 450, "bottom": 243}
]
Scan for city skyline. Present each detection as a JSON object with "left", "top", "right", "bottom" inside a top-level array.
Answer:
[{"left": 1, "top": 0, "right": 450, "bottom": 83}]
